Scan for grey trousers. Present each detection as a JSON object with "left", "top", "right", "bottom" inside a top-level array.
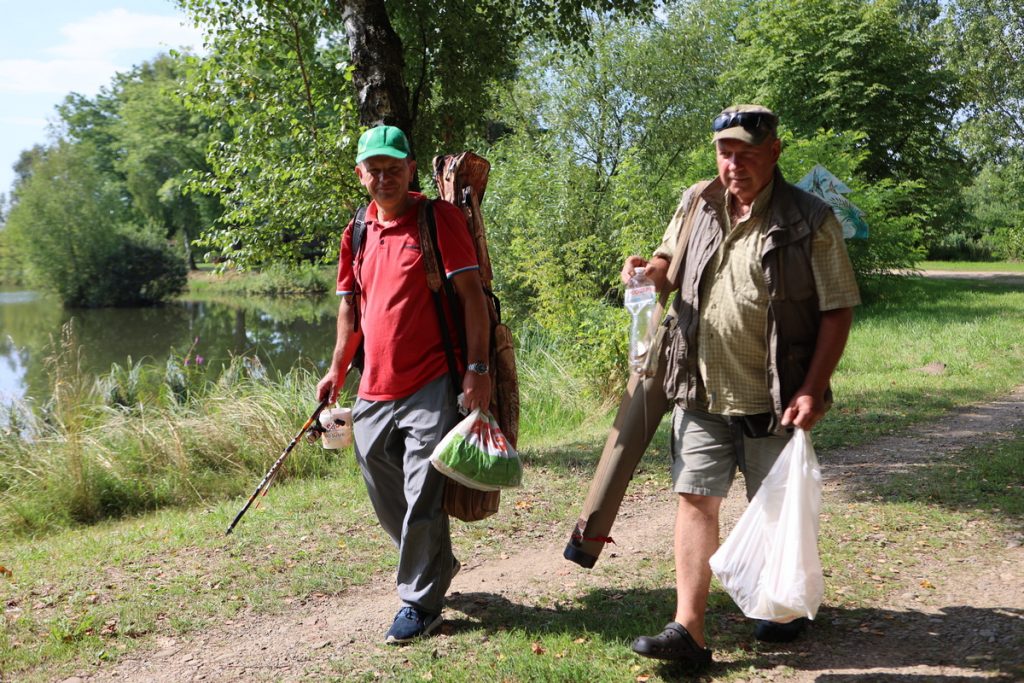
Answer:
[{"left": 351, "top": 374, "right": 461, "bottom": 615}]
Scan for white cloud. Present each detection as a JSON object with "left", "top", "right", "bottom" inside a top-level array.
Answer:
[
  {"left": 49, "top": 9, "right": 203, "bottom": 61},
  {"left": 0, "top": 9, "right": 203, "bottom": 95}
]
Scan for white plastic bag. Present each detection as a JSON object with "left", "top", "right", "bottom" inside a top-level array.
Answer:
[
  {"left": 709, "top": 428, "right": 824, "bottom": 622},
  {"left": 430, "top": 408, "right": 522, "bottom": 491}
]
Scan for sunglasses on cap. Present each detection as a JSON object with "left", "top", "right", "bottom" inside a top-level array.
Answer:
[{"left": 712, "top": 111, "right": 777, "bottom": 134}]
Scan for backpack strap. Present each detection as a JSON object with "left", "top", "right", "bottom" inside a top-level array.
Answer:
[
  {"left": 420, "top": 200, "right": 465, "bottom": 393},
  {"left": 350, "top": 205, "right": 368, "bottom": 288},
  {"left": 347, "top": 206, "right": 368, "bottom": 371}
]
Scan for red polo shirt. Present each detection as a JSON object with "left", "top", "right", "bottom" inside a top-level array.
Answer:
[{"left": 336, "top": 193, "right": 478, "bottom": 401}]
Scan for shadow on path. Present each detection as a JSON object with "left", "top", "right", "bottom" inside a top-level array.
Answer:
[{"left": 447, "top": 588, "right": 1023, "bottom": 682}]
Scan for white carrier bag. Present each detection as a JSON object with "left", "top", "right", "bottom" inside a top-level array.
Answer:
[{"left": 709, "top": 428, "right": 824, "bottom": 622}]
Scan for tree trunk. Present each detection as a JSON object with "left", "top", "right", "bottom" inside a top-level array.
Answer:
[{"left": 335, "top": 0, "right": 415, "bottom": 158}]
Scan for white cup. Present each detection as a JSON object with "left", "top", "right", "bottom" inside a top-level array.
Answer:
[{"left": 319, "top": 407, "right": 353, "bottom": 449}]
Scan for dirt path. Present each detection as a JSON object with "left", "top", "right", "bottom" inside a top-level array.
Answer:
[
  {"left": 916, "top": 270, "right": 1024, "bottom": 287},
  {"left": 69, "top": 385, "right": 1024, "bottom": 683}
]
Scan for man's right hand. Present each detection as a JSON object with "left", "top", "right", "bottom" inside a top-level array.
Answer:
[
  {"left": 621, "top": 255, "right": 648, "bottom": 284},
  {"left": 316, "top": 371, "right": 341, "bottom": 405}
]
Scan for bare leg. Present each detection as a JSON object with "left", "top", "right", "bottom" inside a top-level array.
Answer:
[{"left": 672, "top": 492, "right": 722, "bottom": 649}]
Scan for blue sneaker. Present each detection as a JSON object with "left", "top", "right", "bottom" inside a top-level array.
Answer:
[{"left": 385, "top": 606, "right": 442, "bottom": 645}]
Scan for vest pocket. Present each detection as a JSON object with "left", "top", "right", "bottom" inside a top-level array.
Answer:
[{"left": 662, "top": 320, "right": 687, "bottom": 401}]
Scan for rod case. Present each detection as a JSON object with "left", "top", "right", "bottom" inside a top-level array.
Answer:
[{"left": 563, "top": 181, "right": 708, "bottom": 568}]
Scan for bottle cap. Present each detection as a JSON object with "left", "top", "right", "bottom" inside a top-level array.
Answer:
[{"left": 634, "top": 266, "right": 646, "bottom": 276}]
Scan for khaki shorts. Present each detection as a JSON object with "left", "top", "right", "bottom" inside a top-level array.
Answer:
[{"left": 670, "top": 407, "right": 790, "bottom": 500}]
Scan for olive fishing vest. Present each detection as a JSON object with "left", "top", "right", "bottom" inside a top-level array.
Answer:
[{"left": 663, "top": 168, "right": 834, "bottom": 426}]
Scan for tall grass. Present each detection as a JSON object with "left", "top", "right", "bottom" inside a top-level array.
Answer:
[
  {"left": 514, "top": 326, "right": 613, "bottom": 445},
  {"left": 0, "top": 324, "right": 354, "bottom": 537},
  {"left": 0, "top": 322, "right": 610, "bottom": 539}
]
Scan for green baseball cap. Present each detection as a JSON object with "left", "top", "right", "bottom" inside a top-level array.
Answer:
[{"left": 356, "top": 125, "right": 411, "bottom": 163}]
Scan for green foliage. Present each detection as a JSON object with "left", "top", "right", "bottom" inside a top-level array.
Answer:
[
  {"left": 113, "top": 54, "right": 223, "bottom": 268},
  {"left": 177, "top": 0, "right": 364, "bottom": 269},
  {"left": 728, "top": 0, "right": 967, "bottom": 241},
  {"left": 778, "top": 130, "right": 927, "bottom": 280},
  {"left": 235, "top": 263, "right": 332, "bottom": 297},
  {"left": 0, "top": 225, "right": 24, "bottom": 287},
  {"left": 966, "top": 160, "right": 1024, "bottom": 260},
  {"left": 484, "top": 5, "right": 735, "bottom": 386},
  {"left": 942, "top": 0, "right": 1024, "bottom": 163},
  {"left": 4, "top": 142, "right": 187, "bottom": 307},
  {"left": 927, "top": 232, "right": 996, "bottom": 262}
]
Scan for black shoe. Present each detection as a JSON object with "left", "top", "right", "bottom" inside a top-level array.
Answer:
[
  {"left": 754, "top": 617, "right": 809, "bottom": 643},
  {"left": 631, "top": 622, "right": 713, "bottom": 666}
]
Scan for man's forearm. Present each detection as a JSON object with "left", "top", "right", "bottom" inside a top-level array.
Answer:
[
  {"left": 803, "top": 307, "right": 854, "bottom": 396},
  {"left": 331, "top": 297, "right": 362, "bottom": 372},
  {"left": 456, "top": 276, "right": 490, "bottom": 365}
]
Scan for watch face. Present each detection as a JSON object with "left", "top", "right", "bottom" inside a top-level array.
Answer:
[{"left": 468, "top": 362, "right": 489, "bottom": 374}]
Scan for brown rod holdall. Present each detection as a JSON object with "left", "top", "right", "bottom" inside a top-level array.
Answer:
[
  {"left": 563, "top": 182, "right": 707, "bottom": 568},
  {"left": 430, "top": 151, "right": 520, "bottom": 523}
]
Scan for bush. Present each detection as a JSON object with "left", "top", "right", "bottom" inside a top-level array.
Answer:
[
  {"left": 927, "top": 231, "right": 996, "bottom": 262},
  {"left": 986, "top": 226, "right": 1024, "bottom": 261},
  {"left": 4, "top": 141, "right": 187, "bottom": 307}
]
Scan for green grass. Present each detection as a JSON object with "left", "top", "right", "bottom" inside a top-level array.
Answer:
[
  {"left": 2, "top": 425, "right": 1021, "bottom": 681},
  {"left": 876, "top": 428, "right": 1024, "bottom": 521},
  {"left": 3, "top": 275, "right": 1024, "bottom": 680},
  {"left": 184, "top": 263, "right": 335, "bottom": 298},
  {"left": 813, "top": 277, "right": 1024, "bottom": 449}
]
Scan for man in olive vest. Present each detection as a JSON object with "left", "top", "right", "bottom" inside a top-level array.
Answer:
[{"left": 622, "top": 105, "right": 860, "bottom": 666}]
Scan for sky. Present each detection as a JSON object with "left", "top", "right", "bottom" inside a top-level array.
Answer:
[{"left": 0, "top": 0, "right": 204, "bottom": 201}]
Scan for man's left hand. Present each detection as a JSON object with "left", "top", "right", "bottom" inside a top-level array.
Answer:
[
  {"left": 461, "top": 371, "right": 492, "bottom": 413},
  {"left": 780, "top": 392, "right": 826, "bottom": 431}
]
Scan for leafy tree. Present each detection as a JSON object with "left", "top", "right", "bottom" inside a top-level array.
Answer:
[
  {"left": 331, "top": 0, "right": 655, "bottom": 155},
  {"left": 6, "top": 145, "right": 48, "bottom": 212},
  {"left": 48, "top": 58, "right": 220, "bottom": 271},
  {"left": 943, "top": 0, "right": 1024, "bottom": 162},
  {"left": 935, "top": 1, "right": 1024, "bottom": 259},
  {"left": 484, "top": 2, "right": 736, "bottom": 391},
  {"left": 727, "top": 0, "right": 967, "bottom": 240},
  {"left": 4, "top": 142, "right": 186, "bottom": 307},
  {"left": 178, "top": 0, "right": 363, "bottom": 268},
  {"left": 966, "top": 160, "right": 1024, "bottom": 260},
  {"left": 175, "top": 0, "right": 655, "bottom": 268},
  {"left": 114, "top": 54, "right": 223, "bottom": 269}
]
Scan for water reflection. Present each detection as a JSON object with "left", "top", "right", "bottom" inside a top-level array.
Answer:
[{"left": 0, "top": 289, "right": 340, "bottom": 407}]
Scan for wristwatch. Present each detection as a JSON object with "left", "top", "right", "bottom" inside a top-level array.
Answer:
[{"left": 466, "top": 362, "right": 489, "bottom": 375}]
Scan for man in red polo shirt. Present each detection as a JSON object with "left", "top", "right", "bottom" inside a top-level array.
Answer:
[{"left": 317, "top": 125, "right": 491, "bottom": 644}]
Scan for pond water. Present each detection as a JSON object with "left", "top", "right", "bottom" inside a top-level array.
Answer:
[{"left": 0, "top": 289, "right": 340, "bottom": 409}]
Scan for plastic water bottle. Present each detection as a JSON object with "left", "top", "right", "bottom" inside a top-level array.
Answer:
[{"left": 625, "top": 266, "right": 657, "bottom": 374}]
